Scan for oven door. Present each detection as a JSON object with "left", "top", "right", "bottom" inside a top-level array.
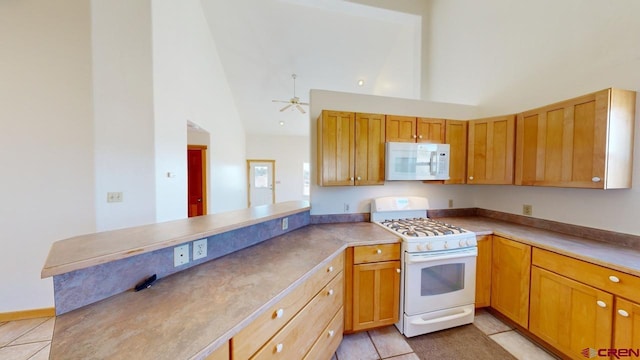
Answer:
[{"left": 404, "top": 247, "right": 477, "bottom": 316}]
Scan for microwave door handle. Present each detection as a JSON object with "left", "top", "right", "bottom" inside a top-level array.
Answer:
[{"left": 429, "top": 151, "right": 437, "bottom": 175}]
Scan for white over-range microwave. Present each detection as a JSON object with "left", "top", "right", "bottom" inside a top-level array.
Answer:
[{"left": 385, "top": 142, "right": 450, "bottom": 181}]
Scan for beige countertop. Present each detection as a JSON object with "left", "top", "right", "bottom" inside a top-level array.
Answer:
[
  {"left": 42, "top": 201, "right": 310, "bottom": 278},
  {"left": 50, "top": 223, "right": 399, "bottom": 360},
  {"left": 437, "top": 216, "right": 640, "bottom": 277}
]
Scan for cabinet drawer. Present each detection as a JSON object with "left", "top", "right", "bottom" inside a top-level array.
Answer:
[
  {"left": 353, "top": 243, "right": 400, "bottom": 264},
  {"left": 532, "top": 248, "right": 640, "bottom": 303},
  {"left": 304, "top": 307, "right": 344, "bottom": 360},
  {"left": 251, "top": 271, "right": 344, "bottom": 360},
  {"left": 233, "top": 254, "right": 344, "bottom": 359}
]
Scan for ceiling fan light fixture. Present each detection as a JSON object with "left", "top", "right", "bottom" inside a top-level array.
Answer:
[
  {"left": 358, "top": 79, "right": 365, "bottom": 86},
  {"left": 279, "top": 121, "right": 285, "bottom": 126},
  {"left": 271, "top": 73, "right": 309, "bottom": 114}
]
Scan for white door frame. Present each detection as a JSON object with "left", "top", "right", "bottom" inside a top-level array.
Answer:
[{"left": 246, "top": 159, "right": 276, "bottom": 207}]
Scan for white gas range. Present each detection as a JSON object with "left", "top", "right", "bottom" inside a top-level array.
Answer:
[{"left": 371, "top": 196, "right": 477, "bottom": 337}]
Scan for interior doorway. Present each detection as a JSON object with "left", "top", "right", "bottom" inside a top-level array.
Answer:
[
  {"left": 187, "top": 145, "right": 207, "bottom": 217},
  {"left": 247, "top": 160, "right": 275, "bottom": 207}
]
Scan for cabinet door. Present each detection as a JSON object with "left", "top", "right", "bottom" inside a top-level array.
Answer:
[
  {"left": 385, "top": 115, "right": 416, "bottom": 142},
  {"left": 416, "top": 118, "right": 445, "bottom": 143},
  {"left": 515, "top": 88, "right": 635, "bottom": 189},
  {"left": 444, "top": 120, "right": 468, "bottom": 184},
  {"left": 355, "top": 113, "right": 385, "bottom": 185},
  {"left": 614, "top": 297, "right": 640, "bottom": 350},
  {"left": 530, "top": 266, "right": 613, "bottom": 360},
  {"left": 491, "top": 236, "right": 530, "bottom": 328},
  {"left": 352, "top": 260, "right": 401, "bottom": 331},
  {"left": 317, "top": 111, "right": 355, "bottom": 186},
  {"left": 467, "top": 115, "right": 515, "bottom": 184},
  {"left": 475, "top": 235, "right": 492, "bottom": 308}
]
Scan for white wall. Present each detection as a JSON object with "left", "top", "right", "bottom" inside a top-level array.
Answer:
[
  {"left": 0, "top": 0, "right": 95, "bottom": 312},
  {"left": 246, "top": 134, "right": 310, "bottom": 203},
  {"left": 93, "top": 0, "right": 157, "bottom": 231},
  {"left": 310, "top": 89, "right": 479, "bottom": 215},
  {"left": 428, "top": 0, "right": 640, "bottom": 235},
  {"left": 153, "top": 0, "right": 247, "bottom": 218}
]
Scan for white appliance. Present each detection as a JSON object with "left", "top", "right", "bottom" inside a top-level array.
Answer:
[
  {"left": 385, "top": 142, "right": 450, "bottom": 181},
  {"left": 371, "top": 196, "right": 477, "bottom": 337}
]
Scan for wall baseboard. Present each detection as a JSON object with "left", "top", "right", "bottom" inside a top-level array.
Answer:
[{"left": 0, "top": 308, "right": 55, "bottom": 322}]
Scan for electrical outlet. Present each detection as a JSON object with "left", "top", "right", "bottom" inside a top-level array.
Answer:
[
  {"left": 523, "top": 204, "right": 533, "bottom": 216},
  {"left": 281, "top": 217, "right": 288, "bottom": 230},
  {"left": 448, "top": 199, "right": 454, "bottom": 208},
  {"left": 344, "top": 203, "right": 350, "bottom": 212},
  {"left": 174, "top": 244, "right": 189, "bottom": 267},
  {"left": 107, "top": 192, "right": 123, "bottom": 203},
  {"left": 193, "top": 239, "right": 207, "bottom": 260}
]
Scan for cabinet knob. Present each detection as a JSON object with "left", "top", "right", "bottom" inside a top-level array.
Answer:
[
  {"left": 418, "top": 135, "right": 423, "bottom": 139},
  {"left": 596, "top": 300, "right": 607, "bottom": 308},
  {"left": 609, "top": 275, "right": 620, "bottom": 283},
  {"left": 413, "top": 134, "right": 417, "bottom": 139},
  {"left": 328, "top": 330, "right": 335, "bottom": 338},
  {"left": 350, "top": 177, "right": 354, "bottom": 181},
  {"left": 327, "top": 266, "right": 334, "bottom": 273},
  {"left": 357, "top": 176, "right": 361, "bottom": 181},
  {"left": 276, "top": 343, "right": 284, "bottom": 353},
  {"left": 275, "top": 308, "right": 284, "bottom": 318},
  {"left": 328, "top": 289, "right": 334, "bottom": 296},
  {"left": 592, "top": 176, "right": 602, "bottom": 183},
  {"left": 618, "top": 309, "right": 630, "bottom": 317},
  {"left": 396, "top": 268, "right": 401, "bottom": 273},
  {"left": 376, "top": 249, "right": 382, "bottom": 254},
  {"left": 469, "top": 176, "right": 474, "bottom": 180}
]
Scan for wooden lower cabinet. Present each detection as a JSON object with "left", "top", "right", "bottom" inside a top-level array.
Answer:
[
  {"left": 205, "top": 341, "right": 229, "bottom": 360},
  {"left": 344, "top": 244, "right": 401, "bottom": 333},
  {"left": 490, "top": 236, "right": 531, "bottom": 328},
  {"left": 475, "top": 235, "right": 492, "bottom": 308},
  {"left": 304, "top": 307, "right": 344, "bottom": 360},
  {"left": 614, "top": 297, "right": 640, "bottom": 350},
  {"left": 231, "top": 254, "right": 344, "bottom": 359},
  {"left": 352, "top": 260, "right": 401, "bottom": 331},
  {"left": 529, "top": 266, "right": 613, "bottom": 360}
]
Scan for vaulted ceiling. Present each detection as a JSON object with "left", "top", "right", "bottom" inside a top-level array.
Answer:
[{"left": 201, "top": 0, "right": 425, "bottom": 136}]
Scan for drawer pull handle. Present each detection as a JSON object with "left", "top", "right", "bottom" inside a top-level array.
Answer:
[
  {"left": 597, "top": 300, "right": 607, "bottom": 308},
  {"left": 275, "top": 308, "right": 284, "bottom": 319},
  {"left": 609, "top": 275, "right": 620, "bottom": 283},
  {"left": 328, "top": 330, "right": 335, "bottom": 337},
  {"left": 328, "top": 289, "right": 334, "bottom": 296},
  {"left": 376, "top": 249, "right": 382, "bottom": 254},
  {"left": 618, "top": 309, "right": 630, "bottom": 317},
  {"left": 276, "top": 343, "right": 283, "bottom": 353},
  {"left": 592, "top": 176, "right": 601, "bottom": 183},
  {"left": 327, "top": 266, "right": 334, "bottom": 273},
  {"left": 396, "top": 268, "right": 401, "bottom": 273}
]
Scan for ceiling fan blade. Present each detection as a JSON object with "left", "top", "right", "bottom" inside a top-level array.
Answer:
[
  {"left": 299, "top": 102, "right": 309, "bottom": 106},
  {"left": 296, "top": 104, "right": 306, "bottom": 114},
  {"left": 279, "top": 104, "right": 293, "bottom": 112},
  {"left": 272, "top": 100, "right": 290, "bottom": 104}
]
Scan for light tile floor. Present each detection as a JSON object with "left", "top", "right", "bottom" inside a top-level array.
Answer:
[
  {"left": 0, "top": 310, "right": 557, "bottom": 360},
  {"left": 0, "top": 317, "right": 53, "bottom": 360},
  {"left": 335, "top": 309, "right": 559, "bottom": 360}
]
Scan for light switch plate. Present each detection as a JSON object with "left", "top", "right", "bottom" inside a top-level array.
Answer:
[{"left": 174, "top": 244, "right": 189, "bottom": 267}]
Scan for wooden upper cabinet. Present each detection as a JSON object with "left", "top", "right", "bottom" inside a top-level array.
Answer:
[
  {"left": 355, "top": 113, "right": 386, "bottom": 186},
  {"left": 467, "top": 115, "right": 516, "bottom": 184},
  {"left": 445, "top": 120, "right": 468, "bottom": 184},
  {"left": 317, "top": 110, "right": 355, "bottom": 186},
  {"left": 515, "top": 88, "right": 636, "bottom": 189},
  {"left": 317, "top": 110, "right": 385, "bottom": 186},
  {"left": 385, "top": 116, "right": 445, "bottom": 143}
]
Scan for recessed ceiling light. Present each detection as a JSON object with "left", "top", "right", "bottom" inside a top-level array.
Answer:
[
  {"left": 279, "top": 121, "right": 285, "bottom": 126},
  {"left": 357, "top": 79, "right": 365, "bottom": 86}
]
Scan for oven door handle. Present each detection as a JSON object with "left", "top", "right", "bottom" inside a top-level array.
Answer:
[
  {"left": 409, "top": 307, "right": 473, "bottom": 326},
  {"left": 406, "top": 249, "right": 477, "bottom": 263}
]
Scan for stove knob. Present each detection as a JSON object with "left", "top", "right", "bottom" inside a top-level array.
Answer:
[
  {"left": 426, "top": 243, "right": 433, "bottom": 250},
  {"left": 416, "top": 244, "right": 423, "bottom": 251},
  {"left": 459, "top": 240, "right": 467, "bottom": 247}
]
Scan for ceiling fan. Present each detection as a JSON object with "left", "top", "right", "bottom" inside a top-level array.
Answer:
[{"left": 272, "top": 73, "right": 309, "bottom": 114}]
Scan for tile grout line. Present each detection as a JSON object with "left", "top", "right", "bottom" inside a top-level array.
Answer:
[{"left": 366, "top": 330, "right": 383, "bottom": 360}]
